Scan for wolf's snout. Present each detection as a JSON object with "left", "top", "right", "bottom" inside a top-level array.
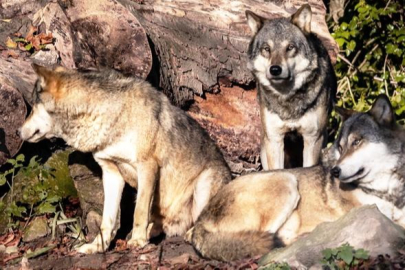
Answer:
[
  {"left": 330, "top": 166, "right": 341, "bottom": 178},
  {"left": 270, "top": 65, "right": 282, "bottom": 76}
]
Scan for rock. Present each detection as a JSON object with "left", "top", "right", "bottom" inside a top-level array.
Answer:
[
  {"left": 30, "top": 45, "right": 59, "bottom": 67},
  {"left": 68, "top": 151, "right": 121, "bottom": 242},
  {"left": 30, "top": 0, "right": 152, "bottom": 79},
  {"left": 0, "top": 0, "right": 46, "bottom": 20},
  {"left": 85, "top": 210, "right": 103, "bottom": 241},
  {"left": 23, "top": 217, "right": 49, "bottom": 242},
  {"left": 259, "top": 205, "right": 405, "bottom": 269},
  {"left": 0, "top": 77, "right": 27, "bottom": 165},
  {"left": 0, "top": 57, "right": 37, "bottom": 104},
  {"left": 32, "top": 2, "right": 77, "bottom": 69}
]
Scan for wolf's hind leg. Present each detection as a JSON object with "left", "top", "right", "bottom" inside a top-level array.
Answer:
[
  {"left": 265, "top": 173, "right": 300, "bottom": 233},
  {"left": 192, "top": 168, "right": 226, "bottom": 222},
  {"left": 76, "top": 159, "right": 125, "bottom": 254}
]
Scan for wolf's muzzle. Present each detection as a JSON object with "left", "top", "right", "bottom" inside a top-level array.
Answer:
[
  {"left": 270, "top": 65, "right": 282, "bottom": 76},
  {"left": 330, "top": 166, "right": 341, "bottom": 178}
]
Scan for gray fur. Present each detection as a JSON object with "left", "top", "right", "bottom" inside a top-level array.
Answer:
[{"left": 248, "top": 18, "right": 336, "bottom": 120}]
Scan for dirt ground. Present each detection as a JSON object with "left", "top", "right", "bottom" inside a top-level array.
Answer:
[{"left": 2, "top": 234, "right": 261, "bottom": 270}]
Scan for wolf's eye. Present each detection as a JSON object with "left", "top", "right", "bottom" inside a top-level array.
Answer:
[
  {"left": 352, "top": 138, "right": 362, "bottom": 146},
  {"left": 262, "top": 46, "right": 271, "bottom": 53},
  {"left": 286, "top": 44, "right": 295, "bottom": 51}
]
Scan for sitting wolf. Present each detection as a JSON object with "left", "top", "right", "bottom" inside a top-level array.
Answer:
[{"left": 20, "top": 64, "right": 231, "bottom": 253}]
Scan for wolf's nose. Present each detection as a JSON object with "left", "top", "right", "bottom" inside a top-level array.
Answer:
[
  {"left": 331, "top": 166, "right": 341, "bottom": 178},
  {"left": 270, "top": 65, "right": 282, "bottom": 76}
]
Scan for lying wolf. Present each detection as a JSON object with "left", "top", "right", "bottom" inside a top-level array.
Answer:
[
  {"left": 20, "top": 64, "right": 232, "bottom": 254},
  {"left": 246, "top": 5, "right": 337, "bottom": 169},
  {"left": 186, "top": 95, "right": 405, "bottom": 261}
]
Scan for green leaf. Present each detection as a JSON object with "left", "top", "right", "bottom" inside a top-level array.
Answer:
[
  {"left": 322, "top": 248, "right": 333, "bottom": 260},
  {"left": 0, "top": 174, "right": 6, "bottom": 186},
  {"left": 14, "top": 37, "right": 27, "bottom": 43},
  {"left": 37, "top": 201, "right": 56, "bottom": 214},
  {"left": 338, "top": 248, "right": 354, "bottom": 265},
  {"left": 335, "top": 38, "right": 346, "bottom": 47},
  {"left": 354, "top": 248, "right": 369, "bottom": 259},
  {"left": 46, "top": 195, "right": 61, "bottom": 203},
  {"left": 7, "top": 159, "right": 16, "bottom": 166},
  {"left": 24, "top": 43, "right": 33, "bottom": 51},
  {"left": 16, "top": 154, "right": 25, "bottom": 162},
  {"left": 7, "top": 202, "right": 26, "bottom": 218}
]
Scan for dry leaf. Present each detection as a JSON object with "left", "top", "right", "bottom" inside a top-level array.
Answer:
[
  {"left": 38, "top": 33, "right": 53, "bottom": 45},
  {"left": 115, "top": 239, "right": 128, "bottom": 251},
  {"left": 31, "top": 36, "right": 41, "bottom": 51},
  {"left": 5, "top": 36, "right": 17, "bottom": 49},
  {"left": 1, "top": 19, "right": 11, "bottom": 23},
  {"left": 25, "top": 25, "right": 38, "bottom": 42}
]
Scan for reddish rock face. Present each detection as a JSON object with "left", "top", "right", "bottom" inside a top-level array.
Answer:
[{"left": 189, "top": 85, "right": 262, "bottom": 174}]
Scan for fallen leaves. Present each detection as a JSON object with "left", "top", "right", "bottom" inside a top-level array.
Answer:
[
  {"left": 2, "top": 25, "right": 54, "bottom": 59},
  {"left": 5, "top": 37, "right": 17, "bottom": 49}
]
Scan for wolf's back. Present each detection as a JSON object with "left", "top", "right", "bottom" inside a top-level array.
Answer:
[{"left": 191, "top": 224, "right": 274, "bottom": 262}]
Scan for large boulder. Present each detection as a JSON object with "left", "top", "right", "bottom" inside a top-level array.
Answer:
[{"left": 259, "top": 205, "right": 405, "bottom": 269}]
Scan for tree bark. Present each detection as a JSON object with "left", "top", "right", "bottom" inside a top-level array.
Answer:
[{"left": 119, "top": 0, "right": 338, "bottom": 106}]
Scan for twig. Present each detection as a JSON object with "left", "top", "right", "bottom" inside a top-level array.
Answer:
[
  {"left": 346, "top": 76, "right": 357, "bottom": 106},
  {"left": 338, "top": 54, "right": 354, "bottom": 68},
  {"left": 51, "top": 211, "right": 61, "bottom": 240},
  {"left": 9, "top": 244, "right": 57, "bottom": 265},
  {"left": 22, "top": 204, "right": 34, "bottom": 231},
  {"left": 383, "top": 55, "right": 389, "bottom": 96}
]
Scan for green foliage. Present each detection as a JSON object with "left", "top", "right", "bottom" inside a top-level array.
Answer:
[
  {"left": 321, "top": 243, "right": 369, "bottom": 269},
  {"left": 260, "top": 262, "right": 291, "bottom": 270},
  {"left": 0, "top": 152, "right": 77, "bottom": 230},
  {"left": 329, "top": 0, "right": 405, "bottom": 125}
]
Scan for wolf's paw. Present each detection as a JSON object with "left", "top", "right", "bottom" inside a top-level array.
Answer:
[
  {"left": 76, "top": 242, "right": 106, "bottom": 254},
  {"left": 185, "top": 227, "right": 194, "bottom": 243},
  {"left": 127, "top": 238, "right": 148, "bottom": 248}
]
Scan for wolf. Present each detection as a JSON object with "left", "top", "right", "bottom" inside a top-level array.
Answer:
[
  {"left": 20, "top": 64, "right": 232, "bottom": 254},
  {"left": 186, "top": 95, "right": 405, "bottom": 261},
  {"left": 246, "top": 4, "right": 337, "bottom": 169}
]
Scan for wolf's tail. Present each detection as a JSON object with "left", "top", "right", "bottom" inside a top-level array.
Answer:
[{"left": 190, "top": 224, "right": 275, "bottom": 262}]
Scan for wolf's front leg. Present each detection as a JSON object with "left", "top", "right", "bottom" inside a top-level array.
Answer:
[
  {"left": 303, "top": 132, "right": 324, "bottom": 167},
  {"left": 261, "top": 135, "right": 285, "bottom": 170},
  {"left": 76, "top": 159, "right": 125, "bottom": 254},
  {"left": 128, "top": 160, "right": 158, "bottom": 248}
]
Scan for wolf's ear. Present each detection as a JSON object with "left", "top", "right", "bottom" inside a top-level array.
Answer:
[
  {"left": 32, "top": 63, "right": 62, "bottom": 97},
  {"left": 32, "top": 63, "right": 54, "bottom": 81},
  {"left": 368, "top": 95, "right": 395, "bottom": 126},
  {"left": 291, "top": 4, "right": 312, "bottom": 33},
  {"left": 334, "top": 106, "right": 356, "bottom": 122},
  {"left": 246, "top": 11, "right": 265, "bottom": 35}
]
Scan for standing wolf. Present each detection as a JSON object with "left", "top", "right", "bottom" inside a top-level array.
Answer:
[
  {"left": 187, "top": 95, "right": 405, "bottom": 261},
  {"left": 20, "top": 64, "right": 231, "bottom": 253},
  {"left": 246, "top": 4, "right": 337, "bottom": 169}
]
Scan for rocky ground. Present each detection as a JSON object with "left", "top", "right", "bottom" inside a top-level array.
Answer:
[{"left": 1, "top": 233, "right": 262, "bottom": 270}]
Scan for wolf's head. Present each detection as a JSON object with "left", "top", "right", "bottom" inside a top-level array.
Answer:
[
  {"left": 246, "top": 5, "right": 316, "bottom": 97},
  {"left": 19, "top": 64, "right": 70, "bottom": 143},
  {"left": 330, "top": 95, "right": 403, "bottom": 188}
]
